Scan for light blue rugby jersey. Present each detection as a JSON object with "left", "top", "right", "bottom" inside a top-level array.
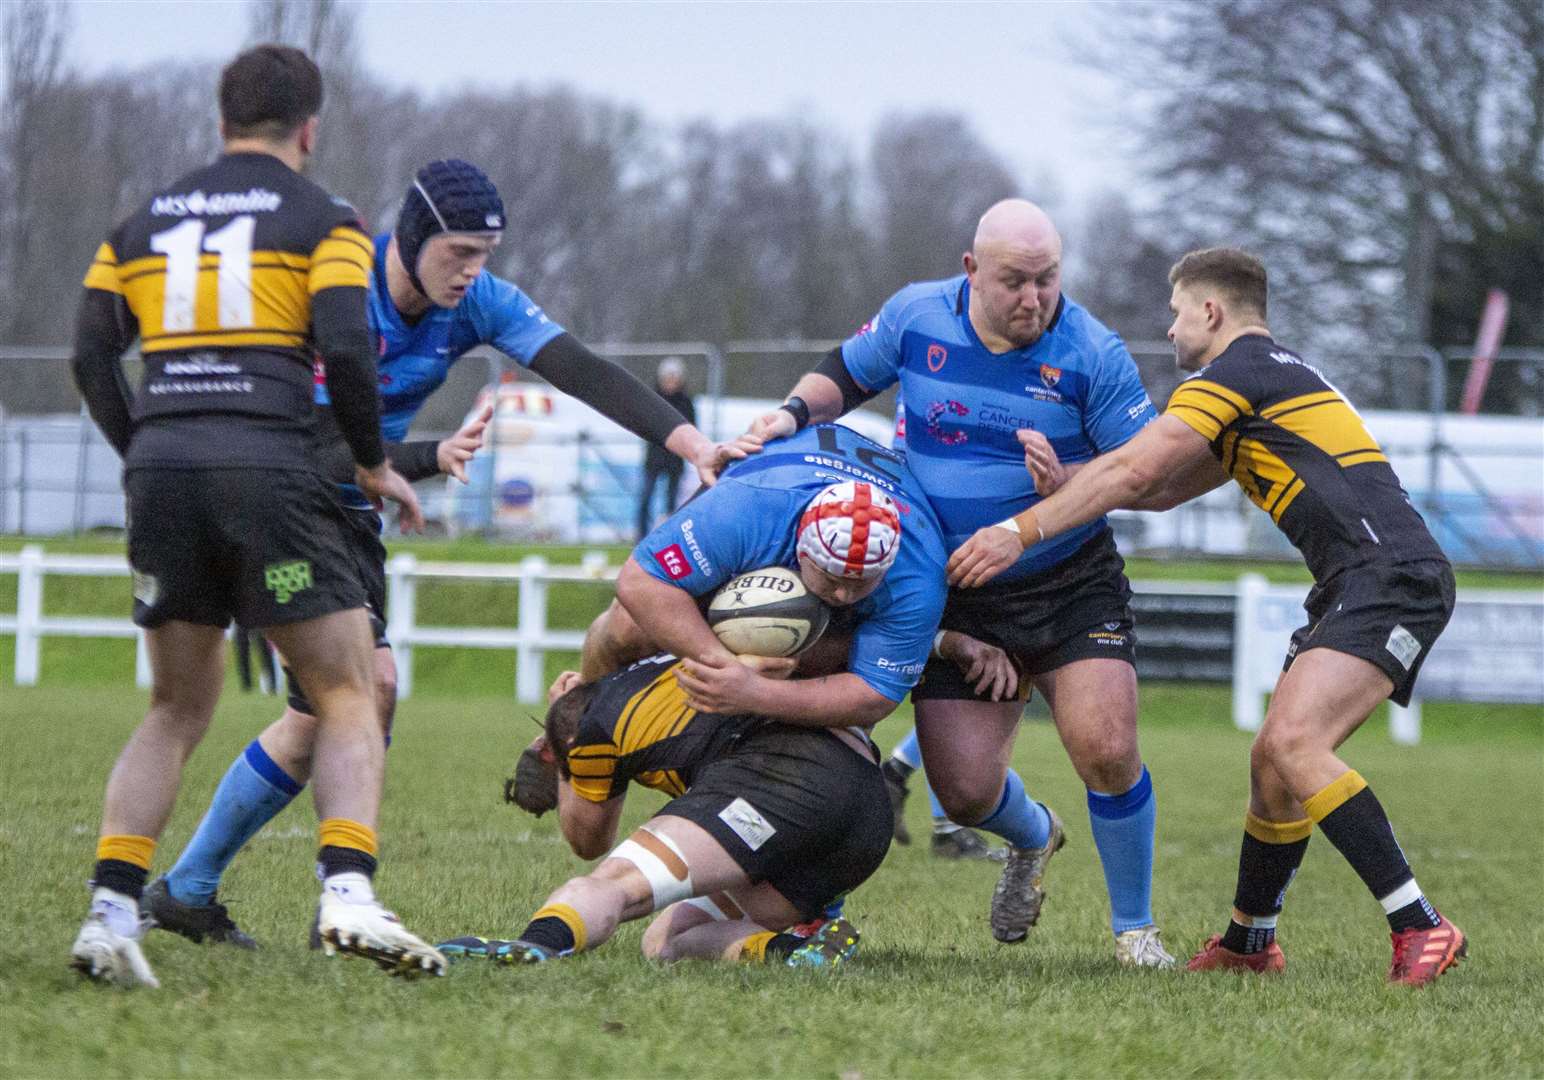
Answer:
[
  {"left": 842, "top": 275, "right": 1156, "bottom": 580},
  {"left": 315, "top": 232, "right": 566, "bottom": 441},
  {"left": 632, "top": 424, "right": 949, "bottom": 702}
]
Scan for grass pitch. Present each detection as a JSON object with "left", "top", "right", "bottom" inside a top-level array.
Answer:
[{"left": 2, "top": 682, "right": 1540, "bottom": 1078}]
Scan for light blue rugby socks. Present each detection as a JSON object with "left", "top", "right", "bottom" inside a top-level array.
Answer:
[
  {"left": 1086, "top": 765, "right": 1157, "bottom": 933},
  {"left": 975, "top": 768, "right": 1052, "bottom": 850},
  {"left": 164, "top": 740, "right": 303, "bottom": 906}
]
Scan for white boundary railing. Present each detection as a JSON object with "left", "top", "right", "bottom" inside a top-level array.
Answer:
[{"left": 4, "top": 548, "right": 1540, "bottom": 740}]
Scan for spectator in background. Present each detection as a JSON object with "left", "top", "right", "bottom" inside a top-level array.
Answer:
[{"left": 636, "top": 357, "right": 696, "bottom": 539}]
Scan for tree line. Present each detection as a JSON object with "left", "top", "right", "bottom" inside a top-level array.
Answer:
[{"left": 3, "top": 0, "right": 1538, "bottom": 413}]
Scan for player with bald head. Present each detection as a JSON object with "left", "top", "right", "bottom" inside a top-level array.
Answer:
[{"left": 749, "top": 198, "right": 1175, "bottom": 968}]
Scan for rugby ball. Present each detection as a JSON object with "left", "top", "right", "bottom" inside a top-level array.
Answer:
[{"left": 706, "top": 566, "right": 831, "bottom": 658}]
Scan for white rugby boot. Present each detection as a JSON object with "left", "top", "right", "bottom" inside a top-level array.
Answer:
[
  {"left": 1115, "top": 924, "right": 1177, "bottom": 969},
  {"left": 71, "top": 888, "right": 160, "bottom": 989},
  {"left": 316, "top": 875, "right": 445, "bottom": 978}
]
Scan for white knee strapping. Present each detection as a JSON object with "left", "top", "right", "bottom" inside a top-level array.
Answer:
[
  {"left": 683, "top": 893, "right": 735, "bottom": 921},
  {"left": 609, "top": 827, "right": 693, "bottom": 911}
]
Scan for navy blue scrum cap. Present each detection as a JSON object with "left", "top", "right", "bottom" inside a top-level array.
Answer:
[{"left": 395, "top": 159, "right": 505, "bottom": 297}]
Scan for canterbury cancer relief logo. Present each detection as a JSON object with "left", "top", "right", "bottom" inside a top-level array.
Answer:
[{"left": 264, "top": 560, "right": 313, "bottom": 605}]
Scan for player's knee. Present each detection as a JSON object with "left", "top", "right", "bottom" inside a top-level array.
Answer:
[
  {"left": 142, "top": 700, "right": 214, "bottom": 753},
  {"left": 930, "top": 774, "right": 999, "bottom": 824},
  {"left": 1255, "top": 711, "right": 1319, "bottom": 768},
  {"left": 374, "top": 664, "right": 398, "bottom": 732}
]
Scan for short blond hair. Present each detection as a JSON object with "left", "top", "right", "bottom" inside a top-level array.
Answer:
[{"left": 1169, "top": 248, "right": 1267, "bottom": 320}]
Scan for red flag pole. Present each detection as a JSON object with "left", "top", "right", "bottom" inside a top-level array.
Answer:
[{"left": 1458, "top": 289, "right": 1510, "bottom": 414}]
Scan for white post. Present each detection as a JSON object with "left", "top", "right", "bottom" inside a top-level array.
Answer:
[
  {"left": 581, "top": 550, "right": 608, "bottom": 578},
  {"left": 388, "top": 553, "right": 418, "bottom": 700},
  {"left": 1389, "top": 698, "right": 1422, "bottom": 746},
  {"left": 1232, "top": 573, "right": 1268, "bottom": 732},
  {"left": 134, "top": 629, "right": 151, "bottom": 688},
  {"left": 516, "top": 555, "right": 549, "bottom": 704},
  {"left": 15, "top": 544, "right": 43, "bottom": 686}
]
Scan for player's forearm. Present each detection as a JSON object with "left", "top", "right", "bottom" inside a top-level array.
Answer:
[
  {"left": 615, "top": 562, "right": 736, "bottom": 666},
  {"left": 556, "top": 782, "right": 619, "bottom": 859},
  {"left": 1011, "top": 451, "right": 1159, "bottom": 544},
  {"left": 71, "top": 289, "right": 136, "bottom": 456},
  {"left": 787, "top": 372, "right": 848, "bottom": 424},
  {"left": 385, "top": 439, "right": 441, "bottom": 482},
  {"left": 312, "top": 286, "right": 386, "bottom": 469},
  {"left": 1127, "top": 455, "right": 1228, "bottom": 511},
  {"left": 663, "top": 421, "right": 714, "bottom": 465},
  {"left": 743, "top": 672, "right": 896, "bottom": 728},
  {"left": 530, "top": 334, "right": 694, "bottom": 450}
]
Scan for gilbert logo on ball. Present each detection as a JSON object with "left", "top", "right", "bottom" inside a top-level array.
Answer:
[
  {"left": 707, "top": 566, "right": 831, "bottom": 657},
  {"left": 797, "top": 481, "right": 901, "bottom": 580}
]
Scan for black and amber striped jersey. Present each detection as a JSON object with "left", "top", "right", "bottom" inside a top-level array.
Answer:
[
  {"left": 80, "top": 151, "right": 373, "bottom": 467},
  {"left": 1165, "top": 334, "right": 1445, "bottom": 584},
  {"left": 566, "top": 655, "right": 758, "bottom": 804}
]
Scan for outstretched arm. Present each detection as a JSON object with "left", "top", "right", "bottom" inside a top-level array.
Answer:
[
  {"left": 948, "top": 416, "right": 1218, "bottom": 588},
  {"left": 530, "top": 335, "right": 751, "bottom": 486},
  {"left": 747, "top": 347, "right": 878, "bottom": 441}
]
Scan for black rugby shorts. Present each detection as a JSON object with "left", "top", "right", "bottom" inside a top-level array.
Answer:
[
  {"left": 913, "top": 527, "right": 1136, "bottom": 702},
  {"left": 1283, "top": 559, "right": 1455, "bottom": 707},
  {"left": 285, "top": 503, "right": 390, "bottom": 715},
  {"left": 661, "top": 725, "right": 892, "bottom": 918},
  {"left": 126, "top": 467, "right": 366, "bottom": 631}
]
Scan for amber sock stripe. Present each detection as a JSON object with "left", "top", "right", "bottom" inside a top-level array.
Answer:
[
  {"left": 1243, "top": 812, "right": 1313, "bottom": 844},
  {"left": 96, "top": 834, "right": 156, "bottom": 869},
  {"left": 739, "top": 931, "right": 776, "bottom": 963},
  {"left": 319, "top": 818, "right": 377, "bottom": 856},
  {"left": 1303, "top": 770, "right": 1368, "bottom": 822},
  {"left": 532, "top": 903, "right": 587, "bottom": 953}
]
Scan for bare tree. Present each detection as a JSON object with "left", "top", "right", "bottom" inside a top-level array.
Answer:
[
  {"left": 245, "top": 0, "right": 379, "bottom": 210},
  {"left": 1, "top": 0, "right": 71, "bottom": 341},
  {"left": 1094, "top": 0, "right": 1543, "bottom": 407},
  {"left": 868, "top": 113, "right": 1019, "bottom": 293}
]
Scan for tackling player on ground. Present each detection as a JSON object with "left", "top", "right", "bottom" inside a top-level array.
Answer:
[
  {"left": 143, "top": 159, "right": 752, "bottom": 949},
  {"left": 69, "top": 45, "right": 441, "bottom": 985},
  {"left": 751, "top": 200, "right": 1174, "bottom": 966},
  {"left": 951, "top": 247, "right": 1465, "bottom": 987},
  {"left": 441, "top": 658, "right": 889, "bottom": 969}
]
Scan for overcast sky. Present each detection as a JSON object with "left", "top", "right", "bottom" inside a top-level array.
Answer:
[{"left": 69, "top": 0, "right": 1137, "bottom": 214}]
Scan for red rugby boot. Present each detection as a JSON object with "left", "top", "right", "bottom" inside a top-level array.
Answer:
[
  {"left": 1186, "top": 933, "right": 1285, "bottom": 974},
  {"left": 1387, "top": 915, "right": 1466, "bottom": 987}
]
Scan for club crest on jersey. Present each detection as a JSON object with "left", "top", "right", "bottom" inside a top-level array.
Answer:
[
  {"left": 927, "top": 344, "right": 948, "bottom": 372},
  {"left": 1040, "top": 363, "right": 1062, "bottom": 388}
]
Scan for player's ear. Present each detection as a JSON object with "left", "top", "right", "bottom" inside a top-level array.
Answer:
[
  {"left": 962, "top": 251, "right": 977, "bottom": 276},
  {"left": 298, "top": 115, "right": 319, "bottom": 156}
]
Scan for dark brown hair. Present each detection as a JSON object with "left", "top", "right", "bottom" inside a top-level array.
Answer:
[
  {"left": 1168, "top": 247, "right": 1268, "bottom": 320},
  {"left": 543, "top": 682, "right": 597, "bottom": 779},
  {"left": 218, "top": 45, "right": 323, "bottom": 140}
]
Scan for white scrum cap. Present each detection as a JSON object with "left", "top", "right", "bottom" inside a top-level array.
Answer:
[{"left": 796, "top": 480, "right": 902, "bottom": 580}]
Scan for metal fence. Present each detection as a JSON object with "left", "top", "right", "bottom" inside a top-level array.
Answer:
[{"left": 2, "top": 342, "right": 1541, "bottom": 567}]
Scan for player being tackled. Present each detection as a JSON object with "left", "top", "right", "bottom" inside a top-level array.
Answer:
[{"left": 442, "top": 664, "right": 888, "bottom": 969}]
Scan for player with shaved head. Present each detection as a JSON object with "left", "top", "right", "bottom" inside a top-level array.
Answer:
[{"left": 750, "top": 198, "right": 1175, "bottom": 968}]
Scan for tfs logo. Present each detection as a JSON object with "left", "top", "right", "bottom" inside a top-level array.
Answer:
[{"left": 653, "top": 544, "right": 691, "bottom": 580}]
